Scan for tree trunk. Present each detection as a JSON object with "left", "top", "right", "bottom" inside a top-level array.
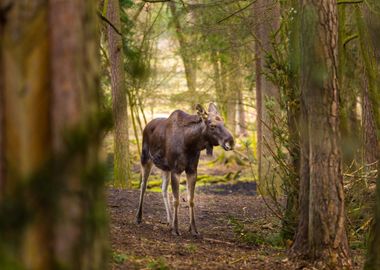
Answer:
[
  {"left": 107, "top": 0, "right": 131, "bottom": 188},
  {"left": 289, "top": 1, "right": 352, "bottom": 268},
  {"left": 0, "top": 12, "right": 4, "bottom": 198},
  {"left": 230, "top": 39, "right": 246, "bottom": 136},
  {"left": 1, "top": 2, "right": 53, "bottom": 268},
  {"left": 237, "top": 88, "right": 247, "bottom": 136},
  {"left": 254, "top": 2, "right": 263, "bottom": 187},
  {"left": 254, "top": 0, "right": 281, "bottom": 194},
  {"left": 168, "top": 2, "right": 197, "bottom": 105},
  {"left": 0, "top": 0, "right": 107, "bottom": 269},
  {"left": 357, "top": 4, "right": 380, "bottom": 269},
  {"left": 282, "top": 0, "right": 301, "bottom": 241}
]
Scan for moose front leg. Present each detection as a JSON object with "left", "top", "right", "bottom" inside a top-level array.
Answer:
[
  {"left": 161, "top": 170, "right": 172, "bottom": 225},
  {"left": 186, "top": 172, "right": 199, "bottom": 236},
  {"left": 171, "top": 172, "right": 180, "bottom": 235}
]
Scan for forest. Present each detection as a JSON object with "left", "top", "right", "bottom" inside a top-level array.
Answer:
[{"left": 0, "top": 0, "right": 380, "bottom": 269}]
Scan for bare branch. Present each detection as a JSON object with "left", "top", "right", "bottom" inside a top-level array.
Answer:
[{"left": 98, "top": 11, "right": 122, "bottom": 36}]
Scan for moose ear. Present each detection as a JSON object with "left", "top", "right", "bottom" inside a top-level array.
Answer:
[
  {"left": 196, "top": 104, "right": 208, "bottom": 120},
  {"left": 208, "top": 103, "right": 219, "bottom": 114}
]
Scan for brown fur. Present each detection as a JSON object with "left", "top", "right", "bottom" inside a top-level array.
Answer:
[{"left": 136, "top": 104, "right": 234, "bottom": 235}]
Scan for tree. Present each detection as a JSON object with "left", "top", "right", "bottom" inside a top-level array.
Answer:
[
  {"left": 254, "top": 0, "right": 281, "bottom": 194},
  {"left": 289, "top": 1, "right": 352, "bottom": 268},
  {"left": 107, "top": 0, "right": 132, "bottom": 188},
  {"left": 169, "top": 2, "right": 198, "bottom": 104},
  {"left": 0, "top": 0, "right": 107, "bottom": 268},
  {"left": 358, "top": 2, "right": 380, "bottom": 269}
]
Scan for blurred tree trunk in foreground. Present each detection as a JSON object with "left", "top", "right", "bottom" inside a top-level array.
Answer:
[
  {"left": 107, "top": 0, "right": 131, "bottom": 188},
  {"left": 0, "top": 0, "right": 108, "bottom": 269},
  {"left": 289, "top": 0, "right": 352, "bottom": 268}
]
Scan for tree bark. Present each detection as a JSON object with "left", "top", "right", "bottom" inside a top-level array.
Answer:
[
  {"left": 0, "top": 1, "right": 107, "bottom": 269},
  {"left": 357, "top": 4, "right": 380, "bottom": 269},
  {"left": 107, "top": 0, "right": 131, "bottom": 188},
  {"left": 289, "top": 1, "right": 352, "bottom": 268},
  {"left": 282, "top": 0, "right": 301, "bottom": 241},
  {"left": 254, "top": 0, "right": 281, "bottom": 194},
  {"left": 0, "top": 8, "right": 5, "bottom": 198},
  {"left": 169, "top": 2, "right": 197, "bottom": 104}
]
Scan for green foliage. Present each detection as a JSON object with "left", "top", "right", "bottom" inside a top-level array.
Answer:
[
  {"left": 146, "top": 258, "right": 169, "bottom": 270},
  {"left": 185, "top": 243, "right": 197, "bottom": 253},
  {"left": 112, "top": 251, "right": 129, "bottom": 264},
  {"left": 228, "top": 217, "right": 283, "bottom": 248}
]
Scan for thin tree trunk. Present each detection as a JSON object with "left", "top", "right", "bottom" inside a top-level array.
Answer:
[
  {"left": 107, "top": 0, "right": 131, "bottom": 188},
  {"left": 254, "top": 2, "right": 263, "bottom": 186},
  {"left": 254, "top": 0, "right": 281, "bottom": 194},
  {"left": 282, "top": 0, "right": 301, "bottom": 241},
  {"left": 168, "top": 2, "right": 197, "bottom": 104},
  {"left": 237, "top": 88, "right": 247, "bottom": 136},
  {"left": 289, "top": 1, "right": 352, "bottom": 267},
  {"left": 211, "top": 50, "right": 223, "bottom": 106},
  {"left": 230, "top": 40, "right": 245, "bottom": 136}
]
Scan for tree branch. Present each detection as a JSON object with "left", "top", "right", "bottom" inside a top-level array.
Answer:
[
  {"left": 142, "top": 0, "right": 171, "bottom": 2},
  {"left": 97, "top": 11, "right": 122, "bottom": 36},
  {"left": 337, "top": 0, "right": 363, "bottom": 5},
  {"left": 217, "top": 0, "right": 257, "bottom": 24}
]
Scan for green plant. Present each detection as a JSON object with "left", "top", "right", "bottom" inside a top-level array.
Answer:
[
  {"left": 112, "top": 251, "right": 129, "bottom": 264},
  {"left": 146, "top": 258, "right": 170, "bottom": 270}
]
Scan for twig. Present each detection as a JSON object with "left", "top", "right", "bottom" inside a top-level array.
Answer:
[
  {"left": 98, "top": 11, "right": 122, "bottom": 36},
  {"left": 203, "top": 237, "right": 235, "bottom": 246},
  {"left": 217, "top": 0, "right": 257, "bottom": 24}
]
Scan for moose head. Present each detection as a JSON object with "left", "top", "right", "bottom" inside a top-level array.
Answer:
[{"left": 196, "top": 103, "right": 235, "bottom": 153}]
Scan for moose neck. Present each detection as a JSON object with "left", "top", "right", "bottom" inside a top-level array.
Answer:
[{"left": 184, "top": 120, "right": 209, "bottom": 151}]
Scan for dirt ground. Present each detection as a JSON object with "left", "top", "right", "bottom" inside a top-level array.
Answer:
[{"left": 108, "top": 187, "right": 364, "bottom": 270}]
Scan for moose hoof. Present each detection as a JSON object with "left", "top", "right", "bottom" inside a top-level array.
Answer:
[
  {"left": 171, "top": 229, "right": 180, "bottom": 236},
  {"left": 188, "top": 226, "right": 199, "bottom": 237},
  {"left": 191, "top": 231, "right": 200, "bottom": 238},
  {"left": 135, "top": 216, "right": 142, "bottom": 225}
]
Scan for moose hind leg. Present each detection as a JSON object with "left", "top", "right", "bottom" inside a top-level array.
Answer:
[
  {"left": 186, "top": 172, "right": 199, "bottom": 236},
  {"left": 136, "top": 160, "right": 153, "bottom": 224},
  {"left": 161, "top": 171, "right": 172, "bottom": 225},
  {"left": 171, "top": 172, "right": 180, "bottom": 235}
]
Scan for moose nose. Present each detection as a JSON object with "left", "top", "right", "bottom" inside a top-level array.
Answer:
[{"left": 223, "top": 136, "right": 234, "bottom": 151}]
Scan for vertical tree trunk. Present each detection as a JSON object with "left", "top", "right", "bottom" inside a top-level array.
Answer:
[
  {"left": 254, "top": 2, "right": 263, "bottom": 186},
  {"left": 50, "top": 0, "right": 108, "bottom": 268},
  {"left": 0, "top": 11, "right": 4, "bottom": 198},
  {"left": 107, "top": 0, "right": 131, "bottom": 188},
  {"left": 254, "top": 0, "right": 281, "bottom": 194},
  {"left": 230, "top": 39, "right": 246, "bottom": 136},
  {"left": 168, "top": 2, "right": 197, "bottom": 105},
  {"left": 281, "top": 0, "right": 301, "bottom": 241},
  {"left": 357, "top": 4, "right": 380, "bottom": 269},
  {"left": 290, "top": 1, "right": 352, "bottom": 268},
  {"left": 237, "top": 88, "right": 247, "bottom": 136},
  {"left": 1, "top": 2, "right": 53, "bottom": 268},
  {"left": 0, "top": 1, "right": 107, "bottom": 269}
]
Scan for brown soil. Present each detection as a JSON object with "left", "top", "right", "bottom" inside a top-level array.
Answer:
[
  {"left": 110, "top": 188, "right": 285, "bottom": 270},
  {"left": 108, "top": 188, "right": 364, "bottom": 270}
]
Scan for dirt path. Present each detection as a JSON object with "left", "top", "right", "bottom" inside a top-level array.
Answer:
[{"left": 108, "top": 187, "right": 299, "bottom": 270}]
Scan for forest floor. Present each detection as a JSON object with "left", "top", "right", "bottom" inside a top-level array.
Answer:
[{"left": 107, "top": 185, "right": 364, "bottom": 270}]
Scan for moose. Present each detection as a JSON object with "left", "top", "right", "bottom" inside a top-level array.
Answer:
[{"left": 136, "top": 103, "right": 234, "bottom": 236}]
